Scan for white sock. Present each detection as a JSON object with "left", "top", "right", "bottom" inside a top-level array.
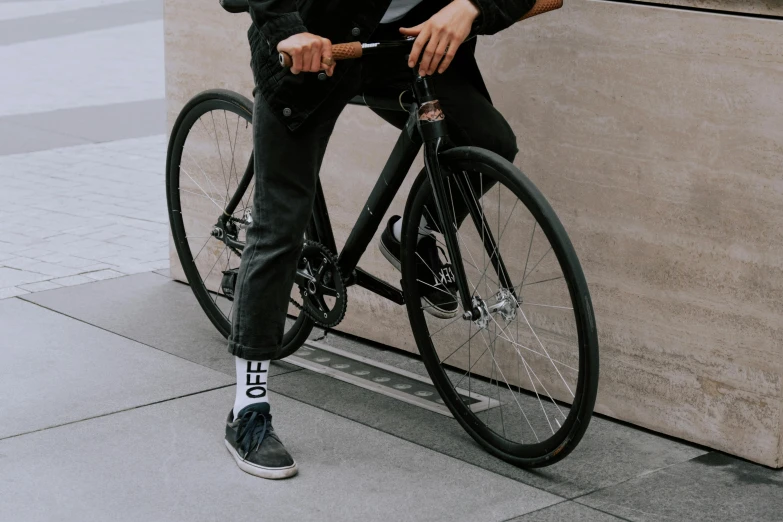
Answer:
[
  {"left": 233, "top": 356, "right": 270, "bottom": 417},
  {"left": 392, "top": 216, "right": 429, "bottom": 243},
  {"left": 392, "top": 218, "right": 403, "bottom": 242}
]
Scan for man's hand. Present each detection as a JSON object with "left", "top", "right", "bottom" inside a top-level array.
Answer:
[
  {"left": 277, "top": 33, "right": 336, "bottom": 76},
  {"left": 400, "top": 0, "right": 480, "bottom": 76}
]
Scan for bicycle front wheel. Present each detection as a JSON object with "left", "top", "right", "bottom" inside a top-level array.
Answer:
[{"left": 401, "top": 146, "right": 599, "bottom": 467}]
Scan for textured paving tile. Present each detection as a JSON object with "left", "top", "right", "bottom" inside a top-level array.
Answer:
[
  {"left": 49, "top": 274, "right": 95, "bottom": 286},
  {"left": 0, "top": 266, "right": 49, "bottom": 286},
  {"left": 0, "top": 136, "right": 168, "bottom": 292},
  {"left": 0, "top": 286, "right": 29, "bottom": 299},
  {"left": 16, "top": 280, "right": 62, "bottom": 292},
  {"left": 83, "top": 268, "right": 124, "bottom": 281},
  {"left": 0, "top": 298, "right": 231, "bottom": 439},
  {"left": 577, "top": 452, "right": 783, "bottom": 522},
  {"left": 0, "top": 388, "right": 562, "bottom": 522},
  {"left": 508, "top": 502, "right": 625, "bottom": 521}
]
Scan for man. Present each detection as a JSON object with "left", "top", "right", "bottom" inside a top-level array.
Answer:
[{"left": 224, "top": 0, "right": 534, "bottom": 479}]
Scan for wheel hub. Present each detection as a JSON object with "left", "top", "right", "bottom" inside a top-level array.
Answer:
[
  {"left": 468, "top": 289, "right": 519, "bottom": 330},
  {"left": 471, "top": 296, "right": 491, "bottom": 330},
  {"left": 494, "top": 288, "right": 518, "bottom": 323}
]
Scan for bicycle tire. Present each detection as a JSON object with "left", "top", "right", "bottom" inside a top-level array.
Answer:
[{"left": 401, "top": 146, "right": 599, "bottom": 467}]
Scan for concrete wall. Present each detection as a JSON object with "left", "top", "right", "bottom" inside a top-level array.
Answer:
[{"left": 165, "top": 0, "right": 783, "bottom": 466}]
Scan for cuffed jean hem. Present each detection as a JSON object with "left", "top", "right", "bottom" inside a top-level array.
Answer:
[{"left": 227, "top": 339, "right": 279, "bottom": 360}]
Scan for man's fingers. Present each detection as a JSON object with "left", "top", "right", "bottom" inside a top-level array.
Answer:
[
  {"left": 408, "top": 27, "right": 430, "bottom": 68},
  {"left": 291, "top": 50, "right": 302, "bottom": 74},
  {"left": 399, "top": 23, "right": 423, "bottom": 37},
  {"left": 321, "top": 38, "right": 333, "bottom": 68},
  {"left": 309, "top": 43, "right": 321, "bottom": 73},
  {"left": 419, "top": 31, "right": 441, "bottom": 76},
  {"left": 427, "top": 37, "right": 454, "bottom": 74},
  {"left": 428, "top": 36, "right": 450, "bottom": 75},
  {"left": 437, "top": 39, "right": 458, "bottom": 74}
]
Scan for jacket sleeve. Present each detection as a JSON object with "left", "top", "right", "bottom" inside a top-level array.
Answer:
[
  {"left": 470, "top": 0, "right": 536, "bottom": 36},
  {"left": 247, "top": 0, "right": 308, "bottom": 54}
]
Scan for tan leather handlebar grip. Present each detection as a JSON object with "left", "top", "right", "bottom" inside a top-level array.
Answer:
[
  {"left": 519, "top": 0, "right": 563, "bottom": 21},
  {"left": 279, "top": 41, "right": 363, "bottom": 69}
]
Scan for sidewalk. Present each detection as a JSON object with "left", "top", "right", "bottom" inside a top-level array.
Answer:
[{"left": 3, "top": 271, "right": 783, "bottom": 521}]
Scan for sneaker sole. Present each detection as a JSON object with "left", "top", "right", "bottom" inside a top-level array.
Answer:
[
  {"left": 380, "top": 240, "right": 458, "bottom": 320},
  {"left": 224, "top": 439, "right": 298, "bottom": 480},
  {"left": 379, "top": 239, "right": 401, "bottom": 271}
]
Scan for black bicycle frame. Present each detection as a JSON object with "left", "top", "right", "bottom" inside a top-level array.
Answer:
[{"left": 311, "top": 67, "right": 490, "bottom": 316}]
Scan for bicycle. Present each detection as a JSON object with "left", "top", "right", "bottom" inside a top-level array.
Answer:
[{"left": 166, "top": 0, "right": 599, "bottom": 468}]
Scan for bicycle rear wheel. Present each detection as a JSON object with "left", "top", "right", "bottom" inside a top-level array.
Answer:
[
  {"left": 402, "top": 147, "right": 598, "bottom": 467},
  {"left": 166, "top": 89, "right": 315, "bottom": 359}
]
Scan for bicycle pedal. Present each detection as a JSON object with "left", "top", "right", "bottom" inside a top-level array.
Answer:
[{"left": 221, "top": 268, "right": 239, "bottom": 300}]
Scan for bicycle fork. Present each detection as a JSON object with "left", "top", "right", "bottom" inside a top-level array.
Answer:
[{"left": 414, "top": 74, "right": 516, "bottom": 322}]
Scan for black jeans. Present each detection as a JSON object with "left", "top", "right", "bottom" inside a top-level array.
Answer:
[{"left": 228, "top": 10, "right": 518, "bottom": 360}]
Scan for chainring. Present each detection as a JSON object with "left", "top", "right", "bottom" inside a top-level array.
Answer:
[{"left": 292, "top": 240, "right": 347, "bottom": 328}]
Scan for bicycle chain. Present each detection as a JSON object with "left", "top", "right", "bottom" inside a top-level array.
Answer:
[{"left": 290, "top": 240, "right": 348, "bottom": 328}]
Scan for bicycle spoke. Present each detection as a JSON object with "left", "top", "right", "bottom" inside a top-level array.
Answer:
[{"left": 519, "top": 308, "right": 575, "bottom": 398}]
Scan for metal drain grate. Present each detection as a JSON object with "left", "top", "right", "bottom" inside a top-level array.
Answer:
[{"left": 284, "top": 340, "right": 497, "bottom": 416}]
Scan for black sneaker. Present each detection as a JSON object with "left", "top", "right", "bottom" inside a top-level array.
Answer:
[
  {"left": 224, "top": 403, "right": 298, "bottom": 479},
  {"left": 379, "top": 215, "right": 459, "bottom": 319}
]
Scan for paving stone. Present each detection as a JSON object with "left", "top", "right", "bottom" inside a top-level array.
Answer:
[
  {"left": 0, "top": 388, "right": 561, "bottom": 522},
  {"left": 16, "top": 280, "right": 62, "bottom": 292},
  {"left": 21, "top": 261, "right": 84, "bottom": 278},
  {"left": 13, "top": 247, "right": 56, "bottom": 259},
  {"left": 49, "top": 274, "right": 95, "bottom": 287},
  {"left": 577, "top": 452, "right": 783, "bottom": 522},
  {"left": 1, "top": 132, "right": 167, "bottom": 296},
  {"left": 0, "top": 286, "right": 29, "bottom": 299},
  {"left": 46, "top": 255, "right": 103, "bottom": 269},
  {"left": 22, "top": 272, "right": 303, "bottom": 378},
  {"left": 0, "top": 266, "right": 49, "bottom": 287},
  {"left": 83, "top": 268, "right": 124, "bottom": 281},
  {"left": 271, "top": 367, "right": 707, "bottom": 498},
  {"left": 115, "top": 260, "right": 168, "bottom": 274},
  {"left": 106, "top": 235, "right": 147, "bottom": 248},
  {"left": 0, "top": 298, "right": 231, "bottom": 439},
  {"left": 0, "top": 232, "right": 37, "bottom": 246},
  {"left": 508, "top": 502, "right": 624, "bottom": 521}
]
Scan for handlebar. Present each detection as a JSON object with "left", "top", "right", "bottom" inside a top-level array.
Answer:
[{"left": 278, "top": 40, "right": 411, "bottom": 69}]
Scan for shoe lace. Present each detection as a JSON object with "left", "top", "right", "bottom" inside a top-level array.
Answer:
[{"left": 236, "top": 410, "right": 276, "bottom": 457}]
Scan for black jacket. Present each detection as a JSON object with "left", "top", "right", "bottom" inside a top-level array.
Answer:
[{"left": 247, "top": 0, "right": 534, "bottom": 131}]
